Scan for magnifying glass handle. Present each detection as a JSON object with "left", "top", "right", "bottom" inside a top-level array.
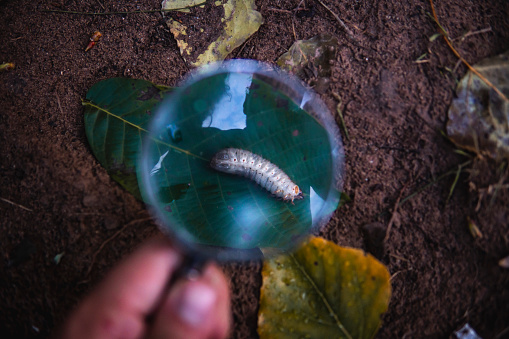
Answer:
[
  {"left": 146, "top": 253, "right": 208, "bottom": 322},
  {"left": 170, "top": 254, "right": 208, "bottom": 284}
]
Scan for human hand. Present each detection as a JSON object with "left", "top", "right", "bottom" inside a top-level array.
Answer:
[{"left": 57, "top": 238, "right": 231, "bottom": 339}]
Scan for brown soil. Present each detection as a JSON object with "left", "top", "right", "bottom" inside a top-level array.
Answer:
[{"left": 1, "top": 0, "right": 508, "bottom": 338}]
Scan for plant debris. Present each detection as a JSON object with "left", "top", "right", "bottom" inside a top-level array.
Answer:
[
  {"left": 164, "top": 0, "right": 262, "bottom": 67},
  {"left": 277, "top": 34, "right": 337, "bottom": 93},
  {"left": 85, "top": 31, "right": 102, "bottom": 52},
  {"left": 447, "top": 51, "right": 509, "bottom": 160}
]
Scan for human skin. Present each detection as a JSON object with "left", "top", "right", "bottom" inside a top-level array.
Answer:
[{"left": 56, "top": 238, "right": 231, "bottom": 339}]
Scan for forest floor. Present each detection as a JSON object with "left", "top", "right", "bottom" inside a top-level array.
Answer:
[{"left": 1, "top": 0, "right": 508, "bottom": 338}]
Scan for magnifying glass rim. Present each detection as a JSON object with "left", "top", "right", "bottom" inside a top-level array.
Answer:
[{"left": 138, "top": 59, "right": 344, "bottom": 262}]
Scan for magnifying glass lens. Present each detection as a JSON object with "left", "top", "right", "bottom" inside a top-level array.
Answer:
[{"left": 138, "top": 60, "right": 344, "bottom": 262}]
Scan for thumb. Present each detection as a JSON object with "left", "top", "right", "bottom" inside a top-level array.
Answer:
[{"left": 148, "top": 264, "right": 231, "bottom": 339}]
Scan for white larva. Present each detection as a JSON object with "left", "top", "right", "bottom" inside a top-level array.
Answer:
[{"left": 210, "top": 148, "right": 303, "bottom": 203}]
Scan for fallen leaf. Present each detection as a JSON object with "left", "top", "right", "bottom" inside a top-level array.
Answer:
[
  {"left": 164, "top": 0, "right": 263, "bottom": 67},
  {"left": 258, "top": 236, "right": 391, "bottom": 339},
  {"left": 447, "top": 51, "right": 509, "bottom": 160},
  {"left": 277, "top": 34, "right": 338, "bottom": 92},
  {"left": 0, "top": 62, "right": 15, "bottom": 71},
  {"left": 162, "top": 0, "right": 206, "bottom": 13},
  {"left": 83, "top": 78, "right": 173, "bottom": 200},
  {"left": 467, "top": 216, "right": 483, "bottom": 239}
]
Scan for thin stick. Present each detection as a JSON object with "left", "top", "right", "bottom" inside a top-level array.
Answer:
[
  {"left": 445, "top": 162, "right": 465, "bottom": 205},
  {"left": 384, "top": 183, "right": 408, "bottom": 243},
  {"left": 390, "top": 270, "right": 406, "bottom": 282},
  {"left": 332, "top": 92, "right": 350, "bottom": 141},
  {"left": 292, "top": 0, "right": 306, "bottom": 41},
  {"left": 56, "top": 94, "right": 64, "bottom": 116},
  {"left": 0, "top": 197, "right": 33, "bottom": 212},
  {"left": 41, "top": 5, "right": 203, "bottom": 16},
  {"left": 453, "top": 27, "right": 492, "bottom": 42},
  {"left": 267, "top": 7, "right": 293, "bottom": 14},
  {"left": 235, "top": 35, "right": 253, "bottom": 58},
  {"left": 85, "top": 217, "right": 152, "bottom": 276},
  {"left": 95, "top": 0, "right": 105, "bottom": 10},
  {"left": 315, "top": 0, "right": 354, "bottom": 37},
  {"left": 429, "top": 0, "right": 508, "bottom": 103},
  {"left": 495, "top": 325, "right": 509, "bottom": 339}
]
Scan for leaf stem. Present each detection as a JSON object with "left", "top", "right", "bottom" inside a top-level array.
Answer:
[{"left": 289, "top": 253, "right": 353, "bottom": 339}]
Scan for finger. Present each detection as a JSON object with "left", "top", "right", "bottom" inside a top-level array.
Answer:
[
  {"left": 148, "top": 264, "right": 231, "bottom": 339},
  {"left": 59, "top": 237, "right": 181, "bottom": 339}
]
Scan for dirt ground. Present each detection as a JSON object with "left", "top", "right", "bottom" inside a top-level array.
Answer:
[{"left": 1, "top": 0, "right": 508, "bottom": 338}]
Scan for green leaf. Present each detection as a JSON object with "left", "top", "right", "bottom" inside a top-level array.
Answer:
[
  {"left": 447, "top": 51, "right": 509, "bottom": 159},
  {"left": 429, "top": 33, "right": 442, "bottom": 42},
  {"left": 83, "top": 78, "right": 173, "bottom": 200},
  {"left": 165, "top": 0, "right": 263, "bottom": 67},
  {"left": 258, "top": 236, "right": 391, "bottom": 339}
]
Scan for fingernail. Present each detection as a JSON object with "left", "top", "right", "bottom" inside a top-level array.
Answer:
[{"left": 171, "top": 281, "right": 217, "bottom": 327}]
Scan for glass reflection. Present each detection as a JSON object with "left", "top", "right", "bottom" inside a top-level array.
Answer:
[
  {"left": 201, "top": 72, "right": 251, "bottom": 131},
  {"left": 309, "top": 186, "right": 325, "bottom": 226}
]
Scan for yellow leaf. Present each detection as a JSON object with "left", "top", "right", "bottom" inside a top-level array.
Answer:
[
  {"left": 161, "top": 0, "right": 206, "bottom": 13},
  {"left": 165, "top": 0, "right": 263, "bottom": 67},
  {"left": 258, "top": 236, "right": 391, "bottom": 339}
]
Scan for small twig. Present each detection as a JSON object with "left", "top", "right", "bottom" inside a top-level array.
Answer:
[
  {"left": 0, "top": 197, "right": 33, "bottom": 212},
  {"left": 390, "top": 270, "right": 407, "bottom": 282},
  {"left": 479, "top": 183, "right": 509, "bottom": 193},
  {"left": 332, "top": 92, "right": 350, "bottom": 141},
  {"left": 235, "top": 35, "right": 254, "bottom": 58},
  {"left": 292, "top": 0, "right": 306, "bottom": 41},
  {"left": 315, "top": 0, "right": 354, "bottom": 38},
  {"left": 41, "top": 5, "right": 202, "bottom": 16},
  {"left": 495, "top": 325, "right": 509, "bottom": 339},
  {"left": 451, "top": 58, "right": 462, "bottom": 74},
  {"left": 445, "top": 161, "right": 466, "bottom": 205},
  {"left": 489, "top": 166, "right": 508, "bottom": 207},
  {"left": 267, "top": 7, "right": 293, "bottom": 14},
  {"left": 56, "top": 93, "right": 64, "bottom": 116},
  {"left": 453, "top": 27, "right": 492, "bottom": 42},
  {"left": 384, "top": 183, "right": 408, "bottom": 243},
  {"left": 429, "top": 0, "right": 508, "bottom": 103},
  {"left": 414, "top": 59, "right": 430, "bottom": 64},
  {"left": 291, "top": 19, "right": 298, "bottom": 41},
  {"left": 95, "top": 0, "right": 106, "bottom": 10},
  {"left": 85, "top": 217, "right": 152, "bottom": 276},
  {"left": 389, "top": 253, "right": 409, "bottom": 262}
]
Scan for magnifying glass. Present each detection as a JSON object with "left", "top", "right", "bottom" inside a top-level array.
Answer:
[{"left": 137, "top": 59, "right": 344, "bottom": 269}]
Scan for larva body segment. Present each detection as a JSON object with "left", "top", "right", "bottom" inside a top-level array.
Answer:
[{"left": 210, "top": 148, "right": 303, "bottom": 203}]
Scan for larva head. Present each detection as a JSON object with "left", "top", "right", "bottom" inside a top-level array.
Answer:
[
  {"left": 210, "top": 150, "right": 232, "bottom": 172},
  {"left": 294, "top": 185, "right": 301, "bottom": 196}
]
